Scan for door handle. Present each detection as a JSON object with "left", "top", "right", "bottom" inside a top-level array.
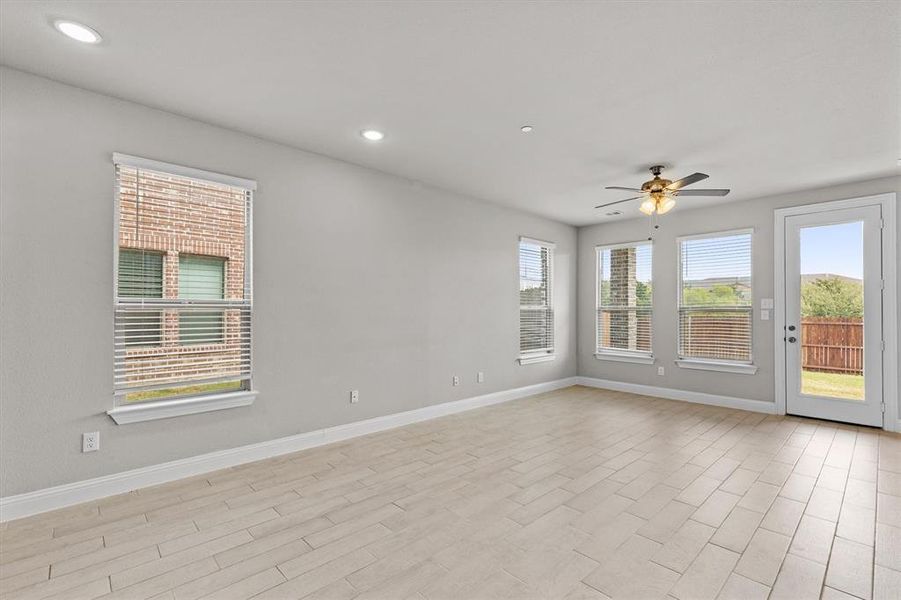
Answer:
[
  {"left": 787, "top": 325, "right": 796, "bottom": 331},
  {"left": 788, "top": 336, "right": 797, "bottom": 343}
]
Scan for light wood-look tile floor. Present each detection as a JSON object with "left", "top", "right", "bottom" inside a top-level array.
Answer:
[{"left": 2, "top": 386, "right": 901, "bottom": 600}]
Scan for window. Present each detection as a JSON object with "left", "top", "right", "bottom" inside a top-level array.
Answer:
[
  {"left": 118, "top": 249, "right": 163, "bottom": 347},
  {"left": 113, "top": 154, "right": 254, "bottom": 414},
  {"left": 678, "top": 229, "right": 753, "bottom": 365},
  {"left": 519, "top": 237, "right": 555, "bottom": 363},
  {"left": 596, "top": 241, "right": 652, "bottom": 359},
  {"left": 178, "top": 255, "right": 226, "bottom": 345}
]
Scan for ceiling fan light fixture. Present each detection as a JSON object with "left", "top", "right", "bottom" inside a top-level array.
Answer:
[
  {"left": 597, "top": 166, "right": 727, "bottom": 217},
  {"left": 657, "top": 196, "right": 676, "bottom": 215}
]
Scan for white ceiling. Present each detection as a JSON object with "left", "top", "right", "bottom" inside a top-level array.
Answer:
[{"left": 2, "top": 1, "right": 898, "bottom": 225}]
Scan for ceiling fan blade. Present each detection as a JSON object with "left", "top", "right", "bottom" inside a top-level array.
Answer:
[
  {"left": 604, "top": 186, "right": 643, "bottom": 192},
  {"left": 595, "top": 196, "right": 642, "bottom": 209},
  {"left": 666, "top": 172, "right": 709, "bottom": 190},
  {"left": 675, "top": 189, "right": 730, "bottom": 196}
]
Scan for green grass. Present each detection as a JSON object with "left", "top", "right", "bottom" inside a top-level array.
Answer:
[
  {"left": 802, "top": 370, "right": 864, "bottom": 400},
  {"left": 126, "top": 380, "right": 243, "bottom": 403}
]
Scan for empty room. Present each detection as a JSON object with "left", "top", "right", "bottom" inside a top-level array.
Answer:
[{"left": 1, "top": 1, "right": 899, "bottom": 599}]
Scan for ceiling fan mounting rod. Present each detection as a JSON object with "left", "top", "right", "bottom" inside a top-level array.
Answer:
[{"left": 649, "top": 165, "right": 665, "bottom": 177}]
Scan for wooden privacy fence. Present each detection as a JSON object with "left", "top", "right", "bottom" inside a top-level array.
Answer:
[
  {"left": 599, "top": 312, "right": 863, "bottom": 374},
  {"left": 801, "top": 316, "right": 863, "bottom": 375}
]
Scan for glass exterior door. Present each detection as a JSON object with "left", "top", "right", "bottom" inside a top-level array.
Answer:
[{"left": 784, "top": 206, "right": 883, "bottom": 426}]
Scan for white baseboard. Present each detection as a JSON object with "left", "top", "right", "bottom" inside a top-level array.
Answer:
[
  {"left": 575, "top": 376, "right": 777, "bottom": 415},
  {"left": 0, "top": 377, "right": 578, "bottom": 522}
]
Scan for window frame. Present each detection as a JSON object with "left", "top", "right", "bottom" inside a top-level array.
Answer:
[
  {"left": 108, "top": 153, "right": 257, "bottom": 424},
  {"left": 518, "top": 236, "right": 556, "bottom": 365},
  {"left": 595, "top": 240, "right": 655, "bottom": 364},
  {"left": 675, "top": 227, "right": 757, "bottom": 374}
]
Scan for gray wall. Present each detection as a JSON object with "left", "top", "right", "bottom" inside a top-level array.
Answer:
[
  {"left": 0, "top": 68, "right": 577, "bottom": 496},
  {"left": 2, "top": 66, "right": 897, "bottom": 498},
  {"left": 578, "top": 176, "right": 900, "bottom": 412}
]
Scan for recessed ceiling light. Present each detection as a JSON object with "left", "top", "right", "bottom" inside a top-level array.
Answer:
[
  {"left": 53, "top": 20, "right": 102, "bottom": 44},
  {"left": 361, "top": 129, "right": 385, "bottom": 142},
  {"left": 520, "top": 125, "right": 534, "bottom": 133}
]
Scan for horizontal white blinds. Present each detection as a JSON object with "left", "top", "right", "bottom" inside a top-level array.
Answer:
[
  {"left": 114, "top": 162, "right": 252, "bottom": 401},
  {"left": 179, "top": 255, "right": 226, "bottom": 299},
  {"left": 679, "top": 231, "right": 753, "bottom": 362},
  {"left": 597, "top": 242, "right": 652, "bottom": 354},
  {"left": 519, "top": 239, "right": 554, "bottom": 355},
  {"left": 112, "top": 153, "right": 257, "bottom": 190},
  {"left": 119, "top": 249, "right": 164, "bottom": 298},
  {"left": 114, "top": 304, "right": 251, "bottom": 391}
]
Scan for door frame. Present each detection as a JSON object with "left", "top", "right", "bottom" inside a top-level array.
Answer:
[{"left": 774, "top": 193, "right": 898, "bottom": 431}]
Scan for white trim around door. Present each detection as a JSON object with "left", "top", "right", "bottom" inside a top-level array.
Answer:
[{"left": 774, "top": 193, "right": 898, "bottom": 431}]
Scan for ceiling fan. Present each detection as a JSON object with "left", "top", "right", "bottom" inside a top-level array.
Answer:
[{"left": 596, "top": 165, "right": 730, "bottom": 215}]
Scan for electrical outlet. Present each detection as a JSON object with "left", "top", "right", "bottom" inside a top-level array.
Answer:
[
  {"left": 452, "top": 375, "right": 460, "bottom": 386},
  {"left": 657, "top": 366, "right": 665, "bottom": 376},
  {"left": 83, "top": 431, "right": 99, "bottom": 453},
  {"left": 350, "top": 390, "right": 359, "bottom": 404},
  {"left": 477, "top": 371, "right": 485, "bottom": 383}
]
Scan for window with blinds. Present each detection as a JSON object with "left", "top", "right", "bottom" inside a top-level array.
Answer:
[
  {"left": 114, "top": 155, "right": 253, "bottom": 404},
  {"left": 678, "top": 230, "right": 753, "bottom": 363},
  {"left": 118, "top": 250, "right": 163, "bottom": 347},
  {"left": 178, "top": 255, "right": 226, "bottom": 346},
  {"left": 597, "top": 241, "right": 652, "bottom": 355},
  {"left": 519, "top": 237, "right": 555, "bottom": 358}
]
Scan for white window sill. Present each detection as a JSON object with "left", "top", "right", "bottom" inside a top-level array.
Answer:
[
  {"left": 675, "top": 359, "right": 758, "bottom": 375},
  {"left": 518, "top": 353, "right": 556, "bottom": 365},
  {"left": 107, "top": 390, "right": 258, "bottom": 425},
  {"left": 594, "top": 351, "right": 655, "bottom": 365}
]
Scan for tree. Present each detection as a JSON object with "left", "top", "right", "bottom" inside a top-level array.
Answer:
[
  {"left": 801, "top": 277, "right": 863, "bottom": 318},
  {"left": 635, "top": 281, "right": 652, "bottom": 306},
  {"left": 520, "top": 284, "right": 547, "bottom": 305},
  {"left": 682, "top": 284, "right": 748, "bottom": 306}
]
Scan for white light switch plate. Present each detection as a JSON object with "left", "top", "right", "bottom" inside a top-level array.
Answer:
[
  {"left": 761, "top": 309, "right": 770, "bottom": 321},
  {"left": 761, "top": 298, "right": 774, "bottom": 309}
]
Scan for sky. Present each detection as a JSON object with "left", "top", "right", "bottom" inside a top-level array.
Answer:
[
  {"left": 681, "top": 234, "right": 752, "bottom": 281},
  {"left": 800, "top": 220, "right": 864, "bottom": 280}
]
